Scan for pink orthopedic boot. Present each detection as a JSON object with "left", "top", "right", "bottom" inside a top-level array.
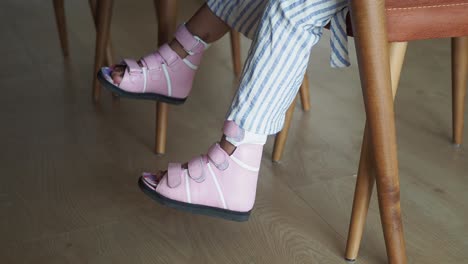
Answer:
[
  {"left": 98, "top": 24, "right": 208, "bottom": 104},
  {"left": 139, "top": 121, "right": 264, "bottom": 222}
]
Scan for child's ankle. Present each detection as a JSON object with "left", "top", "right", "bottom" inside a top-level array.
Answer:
[
  {"left": 169, "top": 39, "right": 189, "bottom": 58},
  {"left": 221, "top": 121, "right": 267, "bottom": 154},
  {"left": 220, "top": 136, "right": 236, "bottom": 155}
]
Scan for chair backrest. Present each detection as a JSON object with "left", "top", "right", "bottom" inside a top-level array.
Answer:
[
  {"left": 385, "top": 0, "right": 468, "bottom": 41},
  {"left": 329, "top": 0, "right": 468, "bottom": 42}
]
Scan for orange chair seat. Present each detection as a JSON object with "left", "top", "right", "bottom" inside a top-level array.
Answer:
[{"left": 330, "top": 0, "right": 468, "bottom": 41}]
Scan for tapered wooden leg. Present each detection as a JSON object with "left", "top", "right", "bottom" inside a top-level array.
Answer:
[
  {"left": 272, "top": 97, "right": 297, "bottom": 162},
  {"left": 299, "top": 74, "right": 310, "bottom": 111},
  {"left": 349, "top": 1, "right": 407, "bottom": 263},
  {"left": 345, "top": 42, "right": 408, "bottom": 262},
  {"left": 452, "top": 36, "right": 468, "bottom": 146},
  {"left": 230, "top": 30, "right": 242, "bottom": 79},
  {"left": 155, "top": 103, "right": 169, "bottom": 154},
  {"left": 345, "top": 124, "right": 375, "bottom": 262},
  {"left": 154, "top": 0, "right": 177, "bottom": 154},
  {"left": 92, "top": 0, "right": 113, "bottom": 103},
  {"left": 52, "top": 0, "right": 69, "bottom": 57},
  {"left": 89, "top": 0, "right": 114, "bottom": 66}
]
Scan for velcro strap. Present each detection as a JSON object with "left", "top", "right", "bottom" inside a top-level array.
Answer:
[
  {"left": 223, "top": 121, "right": 244, "bottom": 141},
  {"left": 158, "top": 44, "right": 179, "bottom": 66},
  {"left": 124, "top": 59, "right": 142, "bottom": 74},
  {"left": 167, "top": 163, "right": 182, "bottom": 188},
  {"left": 141, "top": 53, "right": 163, "bottom": 70},
  {"left": 187, "top": 157, "right": 206, "bottom": 183},
  {"left": 207, "top": 144, "right": 229, "bottom": 171},
  {"left": 175, "top": 24, "right": 203, "bottom": 53}
]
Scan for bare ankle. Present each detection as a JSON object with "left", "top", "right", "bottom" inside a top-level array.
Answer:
[
  {"left": 169, "top": 39, "right": 189, "bottom": 58},
  {"left": 220, "top": 136, "right": 236, "bottom": 155}
]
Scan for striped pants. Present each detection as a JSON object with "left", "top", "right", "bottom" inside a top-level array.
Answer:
[{"left": 206, "top": 0, "right": 349, "bottom": 135}]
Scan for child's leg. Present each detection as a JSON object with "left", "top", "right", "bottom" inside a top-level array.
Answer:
[
  {"left": 206, "top": 0, "right": 268, "bottom": 40},
  {"left": 139, "top": 1, "right": 350, "bottom": 221},
  {"left": 109, "top": 0, "right": 267, "bottom": 86},
  {"left": 227, "top": 0, "right": 349, "bottom": 135},
  {"left": 185, "top": 4, "right": 231, "bottom": 43},
  {"left": 97, "top": 3, "right": 246, "bottom": 103},
  {"left": 110, "top": 4, "right": 231, "bottom": 84}
]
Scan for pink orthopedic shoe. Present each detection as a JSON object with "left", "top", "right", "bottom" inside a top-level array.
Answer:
[
  {"left": 97, "top": 24, "right": 208, "bottom": 104},
  {"left": 138, "top": 121, "right": 264, "bottom": 222}
]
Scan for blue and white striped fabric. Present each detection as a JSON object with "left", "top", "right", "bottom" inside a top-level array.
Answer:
[{"left": 207, "top": 0, "right": 349, "bottom": 134}]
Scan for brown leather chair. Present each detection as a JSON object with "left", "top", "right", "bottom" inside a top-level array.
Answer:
[
  {"left": 273, "top": 0, "right": 468, "bottom": 162},
  {"left": 53, "top": 0, "right": 114, "bottom": 63},
  {"left": 52, "top": 0, "right": 69, "bottom": 57},
  {"left": 345, "top": 1, "right": 468, "bottom": 263}
]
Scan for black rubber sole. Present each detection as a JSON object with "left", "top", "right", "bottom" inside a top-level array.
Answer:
[
  {"left": 97, "top": 70, "right": 187, "bottom": 105},
  {"left": 138, "top": 177, "right": 251, "bottom": 222}
]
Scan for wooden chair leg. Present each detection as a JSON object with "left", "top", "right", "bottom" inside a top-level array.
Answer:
[
  {"left": 452, "top": 36, "right": 468, "bottom": 146},
  {"left": 230, "top": 30, "right": 242, "bottom": 79},
  {"left": 299, "top": 74, "right": 310, "bottom": 111},
  {"left": 89, "top": 0, "right": 114, "bottom": 66},
  {"left": 92, "top": 0, "right": 113, "bottom": 103},
  {"left": 345, "top": 42, "right": 408, "bottom": 262},
  {"left": 155, "top": 103, "right": 169, "bottom": 154},
  {"left": 272, "top": 74, "right": 310, "bottom": 162},
  {"left": 272, "top": 97, "right": 297, "bottom": 162},
  {"left": 52, "top": 0, "right": 69, "bottom": 57},
  {"left": 345, "top": 125, "right": 375, "bottom": 262},
  {"left": 154, "top": 0, "right": 177, "bottom": 154},
  {"left": 349, "top": 1, "right": 407, "bottom": 263}
]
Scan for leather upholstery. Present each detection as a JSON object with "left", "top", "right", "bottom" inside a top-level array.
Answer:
[
  {"left": 335, "top": 0, "right": 468, "bottom": 41},
  {"left": 386, "top": 0, "right": 468, "bottom": 41}
]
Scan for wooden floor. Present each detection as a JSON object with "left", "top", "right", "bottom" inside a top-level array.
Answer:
[{"left": 1, "top": 1, "right": 467, "bottom": 263}]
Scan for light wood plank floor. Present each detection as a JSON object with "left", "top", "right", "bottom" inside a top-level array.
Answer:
[{"left": 0, "top": 1, "right": 467, "bottom": 263}]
